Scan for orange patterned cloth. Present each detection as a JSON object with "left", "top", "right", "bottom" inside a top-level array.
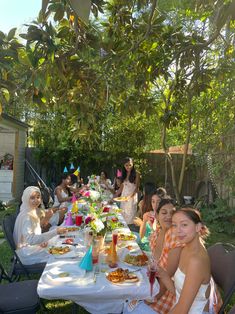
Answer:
[{"left": 149, "top": 227, "right": 182, "bottom": 314}]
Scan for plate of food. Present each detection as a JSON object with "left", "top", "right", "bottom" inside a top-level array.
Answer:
[
  {"left": 118, "top": 233, "right": 137, "bottom": 242},
  {"left": 106, "top": 268, "right": 141, "bottom": 285},
  {"left": 113, "top": 196, "right": 129, "bottom": 202},
  {"left": 123, "top": 253, "right": 149, "bottom": 267},
  {"left": 48, "top": 246, "right": 76, "bottom": 258},
  {"left": 65, "top": 226, "right": 80, "bottom": 232}
]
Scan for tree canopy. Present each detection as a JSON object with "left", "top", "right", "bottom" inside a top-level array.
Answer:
[{"left": 0, "top": 0, "right": 234, "bottom": 201}]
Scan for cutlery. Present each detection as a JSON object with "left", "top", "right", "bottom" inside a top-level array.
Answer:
[{"left": 62, "top": 242, "right": 78, "bottom": 246}]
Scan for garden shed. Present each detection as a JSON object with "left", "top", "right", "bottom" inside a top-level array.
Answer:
[{"left": 0, "top": 113, "right": 29, "bottom": 203}]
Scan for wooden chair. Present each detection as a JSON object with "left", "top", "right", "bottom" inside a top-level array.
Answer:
[
  {"left": 0, "top": 262, "right": 41, "bottom": 314},
  {"left": 2, "top": 213, "right": 46, "bottom": 281},
  {"left": 208, "top": 243, "right": 235, "bottom": 314}
]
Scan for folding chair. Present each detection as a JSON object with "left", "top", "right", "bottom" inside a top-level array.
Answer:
[
  {"left": 208, "top": 243, "right": 235, "bottom": 314},
  {"left": 0, "top": 262, "right": 41, "bottom": 314},
  {"left": 228, "top": 304, "right": 235, "bottom": 314},
  {"left": 2, "top": 213, "right": 46, "bottom": 281}
]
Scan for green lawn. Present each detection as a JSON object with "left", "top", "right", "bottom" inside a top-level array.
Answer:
[{"left": 0, "top": 207, "right": 234, "bottom": 313}]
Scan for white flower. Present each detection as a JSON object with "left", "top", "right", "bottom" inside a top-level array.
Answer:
[{"left": 93, "top": 219, "right": 105, "bottom": 233}]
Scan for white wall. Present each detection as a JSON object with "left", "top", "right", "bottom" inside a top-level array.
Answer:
[{"left": 0, "top": 132, "right": 15, "bottom": 158}]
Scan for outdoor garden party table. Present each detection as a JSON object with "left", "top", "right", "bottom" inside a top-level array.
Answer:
[{"left": 37, "top": 209, "right": 159, "bottom": 314}]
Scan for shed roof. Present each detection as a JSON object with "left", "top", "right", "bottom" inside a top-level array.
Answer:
[
  {"left": 0, "top": 113, "right": 29, "bottom": 130},
  {"left": 149, "top": 144, "right": 192, "bottom": 155}
]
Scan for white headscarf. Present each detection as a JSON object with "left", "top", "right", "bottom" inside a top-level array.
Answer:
[{"left": 13, "top": 186, "right": 42, "bottom": 246}]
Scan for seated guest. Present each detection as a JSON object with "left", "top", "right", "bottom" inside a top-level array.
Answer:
[
  {"left": 162, "top": 208, "right": 221, "bottom": 314},
  {"left": 97, "top": 170, "right": 113, "bottom": 199},
  {"left": 134, "top": 187, "right": 168, "bottom": 252},
  {"left": 125, "top": 198, "right": 182, "bottom": 314},
  {"left": 53, "top": 173, "right": 73, "bottom": 208},
  {"left": 13, "top": 186, "right": 67, "bottom": 265},
  {"left": 136, "top": 182, "right": 156, "bottom": 218},
  {"left": 50, "top": 173, "right": 74, "bottom": 226},
  {"left": 126, "top": 208, "right": 221, "bottom": 314},
  {"left": 133, "top": 182, "right": 155, "bottom": 250}
]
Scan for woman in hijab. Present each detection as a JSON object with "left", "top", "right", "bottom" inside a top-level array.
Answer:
[{"left": 13, "top": 186, "right": 67, "bottom": 265}]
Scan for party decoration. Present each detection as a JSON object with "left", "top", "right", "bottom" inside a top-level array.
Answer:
[
  {"left": 71, "top": 193, "right": 77, "bottom": 203},
  {"left": 64, "top": 212, "right": 74, "bottom": 226},
  {"left": 63, "top": 166, "right": 68, "bottom": 173},
  {"left": 73, "top": 166, "right": 80, "bottom": 176},
  {"left": 117, "top": 169, "right": 122, "bottom": 177},
  {"left": 79, "top": 245, "right": 93, "bottom": 271},
  {"left": 70, "top": 162, "right": 75, "bottom": 170}
]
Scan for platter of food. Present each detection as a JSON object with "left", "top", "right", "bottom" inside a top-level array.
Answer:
[
  {"left": 48, "top": 246, "right": 77, "bottom": 259},
  {"left": 48, "top": 246, "right": 71, "bottom": 255},
  {"left": 106, "top": 268, "right": 141, "bottom": 285},
  {"left": 113, "top": 196, "right": 129, "bottom": 202},
  {"left": 118, "top": 233, "right": 137, "bottom": 241},
  {"left": 65, "top": 226, "right": 79, "bottom": 232},
  {"left": 123, "top": 254, "right": 149, "bottom": 267}
]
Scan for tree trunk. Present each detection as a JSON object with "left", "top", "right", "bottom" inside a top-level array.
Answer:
[
  {"left": 161, "top": 124, "right": 181, "bottom": 204},
  {"left": 178, "top": 98, "right": 192, "bottom": 195}
]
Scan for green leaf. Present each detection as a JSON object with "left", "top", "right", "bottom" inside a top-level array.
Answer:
[
  {"left": 17, "top": 49, "right": 32, "bottom": 66},
  {"left": 7, "top": 28, "right": 17, "bottom": 41},
  {"left": 1, "top": 88, "right": 10, "bottom": 102}
]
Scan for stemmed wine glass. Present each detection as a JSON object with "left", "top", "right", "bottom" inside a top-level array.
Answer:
[{"left": 148, "top": 256, "right": 158, "bottom": 301}]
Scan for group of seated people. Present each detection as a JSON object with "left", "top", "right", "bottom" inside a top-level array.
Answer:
[{"left": 12, "top": 173, "right": 222, "bottom": 314}]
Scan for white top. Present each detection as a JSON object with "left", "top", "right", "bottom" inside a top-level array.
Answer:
[
  {"left": 13, "top": 186, "right": 58, "bottom": 265},
  {"left": 14, "top": 214, "right": 57, "bottom": 265},
  {"left": 174, "top": 268, "right": 210, "bottom": 314},
  {"left": 120, "top": 180, "right": 137, "bottom": 224},
  {"left": 53, "top": 189, "right": 69, "bottom": 208}
]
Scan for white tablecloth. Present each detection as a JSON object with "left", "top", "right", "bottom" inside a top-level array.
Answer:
[{"left": 37, "top": 211, "right": 159, "bottom": 314}]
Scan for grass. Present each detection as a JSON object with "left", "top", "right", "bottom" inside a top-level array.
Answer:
[{"left": 0, "top": 206, "right": 234, "bottom": 313}]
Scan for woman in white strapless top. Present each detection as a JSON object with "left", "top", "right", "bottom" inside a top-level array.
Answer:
[
  {"left": 174, "top": 267, "right": 211, "bottom": 314},
  {"left": 160, "top": 208, "right": 217, "bottom": 314}
]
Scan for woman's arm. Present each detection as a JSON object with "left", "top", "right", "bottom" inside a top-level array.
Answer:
[
  {"left": 22, "top": 218, "right": 58, "bottom": 245},
  {"left": 169, "top": 258, "right": 206, "bottom": 314},
  {"left": 139, "top": 212, "right": 151, "bottom": 238},
  {"left": 156, "top": 247, "right": 182, "bottom": 299}
]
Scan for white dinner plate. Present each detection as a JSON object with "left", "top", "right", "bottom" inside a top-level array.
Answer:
[
  {"left": 105, "top": 268, "right": 142, "bottom": 285},
  {"left": 48, "top": 245, "right": 78, "bottom": 259},
  {"left": 46, "top": 265, "right": 86, "bottom": 283}
]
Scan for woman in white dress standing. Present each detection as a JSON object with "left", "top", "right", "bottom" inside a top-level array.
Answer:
[
  {"left": 13, "top": 186, "right": 67, "bottom": 265},
  {"left": 117, "top": 157, "right": 140, "bottom": 224}
]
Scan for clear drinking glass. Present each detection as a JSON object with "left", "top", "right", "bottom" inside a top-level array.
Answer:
[{"left": 148, "top": 256, "right": 158, "bottom": 300}]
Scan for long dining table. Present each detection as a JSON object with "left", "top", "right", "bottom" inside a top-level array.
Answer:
[{"left": 37, "top": 207, "right": 159, "bottom": 314}]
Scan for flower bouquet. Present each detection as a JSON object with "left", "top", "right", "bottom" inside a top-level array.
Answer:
[{"left": 84, "top": 203, "right": 118, "bottom": 237}]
